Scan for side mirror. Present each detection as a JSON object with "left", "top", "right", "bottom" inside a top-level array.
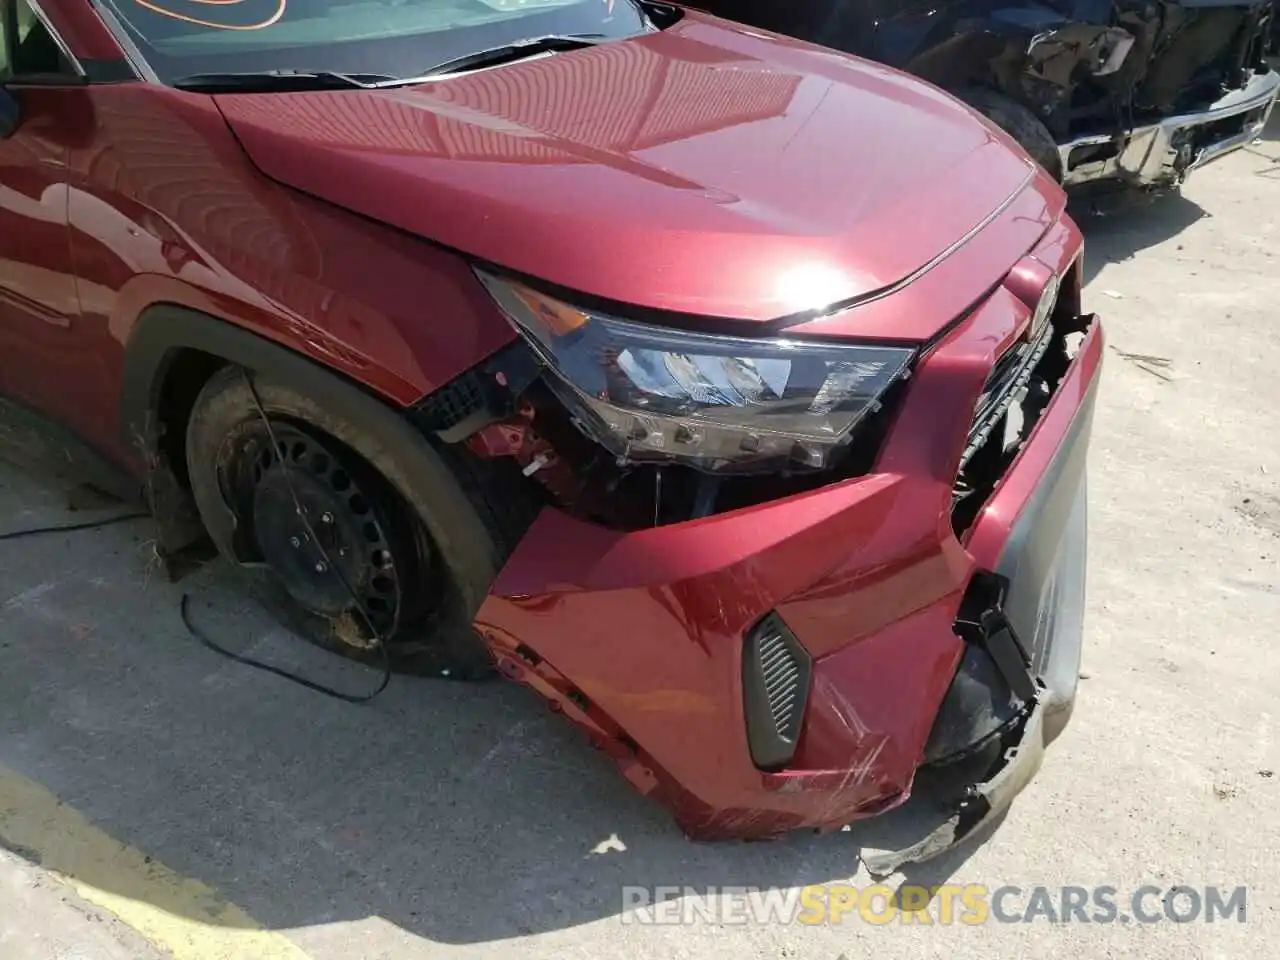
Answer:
[{"left": 0, "top": 86, "right": 19, "bottom": 138}]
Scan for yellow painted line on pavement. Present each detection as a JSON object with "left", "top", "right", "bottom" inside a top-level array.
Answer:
[{"left": 0, "top": 763, "right": 313, "bottom": 960}]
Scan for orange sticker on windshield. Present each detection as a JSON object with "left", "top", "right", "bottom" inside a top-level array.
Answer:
[{"left": 132, "top": 0, "right": 286, "bottom": 31}]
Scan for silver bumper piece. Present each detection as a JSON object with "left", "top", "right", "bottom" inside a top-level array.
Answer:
[{"left": 1059, "top": 68, "right": 1280, "bottom": 188}]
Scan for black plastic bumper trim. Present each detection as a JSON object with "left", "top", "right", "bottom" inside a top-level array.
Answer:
[{"left": 742, "top": 613, "right": 812, "bottom": 771}]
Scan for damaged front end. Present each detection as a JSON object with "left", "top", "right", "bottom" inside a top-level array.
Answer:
[
  {"left": 901, "top": 0, "right": 1280, "bottom": 187},
  {"left": 698, "top": 0, "right": 1279, "bottom": 189},
  {"left": 406, "top": 214, "right": 1103, "bottom": 867},
  {"left": 1047, "top": 0, "right": 1279, "bottom": 187},
  {"left": 410, "top": 272, "right": 917, "bottom": 533},
  {"left": 912, "top": 0, "right": 1279, "bottom": 187}
]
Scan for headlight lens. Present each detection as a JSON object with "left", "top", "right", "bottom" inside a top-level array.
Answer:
[{"left": 475, "top": 270, "right": 915, "bottom": 473}]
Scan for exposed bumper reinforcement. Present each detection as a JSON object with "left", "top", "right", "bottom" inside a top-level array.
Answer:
[{"left": 1059, "top": 69, "right": 1280, "bottom": 189}]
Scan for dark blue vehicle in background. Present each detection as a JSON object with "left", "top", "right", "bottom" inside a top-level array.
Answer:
[{"left": 692, "top": 0, "right": 1279, "bottom": 191}]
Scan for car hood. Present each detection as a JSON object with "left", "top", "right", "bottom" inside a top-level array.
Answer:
[{"left": 214, "top": 12, "right": 1040, "bottom": 330}]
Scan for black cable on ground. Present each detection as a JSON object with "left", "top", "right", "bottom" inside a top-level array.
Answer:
[
  {"left": 178, "top": 593, "right": 390, "bottom": 704},
  {"left": 0, "top": 511, "right": 150, "bottom": 541},
  {"left": 0, "top": 502, "right": 391, "bottom": 702},
  {"left": 0, "top": 389, "right": 392, "bottom": 703}
]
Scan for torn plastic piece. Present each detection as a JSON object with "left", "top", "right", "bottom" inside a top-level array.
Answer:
[{"left": 861, "top": 697, "right": 1047, "bottom": 878}]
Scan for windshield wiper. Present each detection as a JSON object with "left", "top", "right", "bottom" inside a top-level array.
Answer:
[
  {"left": 411, "top": 34, "right": 609, "bottom": 80},
  {"left": 171, "top": 69, "right": 399, "bottom": 93}
]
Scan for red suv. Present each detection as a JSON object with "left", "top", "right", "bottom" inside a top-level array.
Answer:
[{"left": 0, "top": 0, "right": 1101, "bottom": 868}]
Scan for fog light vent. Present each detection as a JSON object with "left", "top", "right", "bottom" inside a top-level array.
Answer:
[
  {"left": 743, "top": 614, "right": 812, "bottom": 770},
  {"left": 760, "top": 632, "right": 802, "bottom": 738}
]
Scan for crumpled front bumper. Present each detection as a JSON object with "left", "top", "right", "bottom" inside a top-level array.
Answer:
[
  {"left": 863, "top": 379, "right": 1095, "bottom": 876},
  {"left": 473, "top": 217, "right": 1101, "bottom": 847},
  {"left": 1060, "top": 68, "right": 1280, "bottom": 188}
]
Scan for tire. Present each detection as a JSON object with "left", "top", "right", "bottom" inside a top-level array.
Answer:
[
  {"left": 183, "top": 365, "right": 533, "bottom": 679},
  {"left": 953, "top": 87, "right": 1063, "bottom": 183}
]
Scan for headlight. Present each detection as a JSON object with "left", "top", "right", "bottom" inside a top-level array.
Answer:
[{"left": 475, "top": 270, "right": 915, "bottom": 474}]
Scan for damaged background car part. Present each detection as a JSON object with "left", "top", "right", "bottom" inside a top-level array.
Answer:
[
  {"left": 0, "top": 0, "right": 1101, "bottom": 868},
  {"left": 690, "top": 0, "right": 1280, "bottom": 190}
]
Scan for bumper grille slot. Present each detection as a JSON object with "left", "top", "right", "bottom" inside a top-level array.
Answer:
[
  {"left": 759, "top": 630, "right": 802, "bottom": 740},
  {"left": 960, "top": 310, "right": 1054, "bottom": 473},
  {"left": 410, "top": 371, "right": 486, "bottom": 434},
  {"left": 952, "top": 272, "right": 1083, "bottom": 536},
  {"left": 743, "top": 614, "right": 812, "bottom": 770}
]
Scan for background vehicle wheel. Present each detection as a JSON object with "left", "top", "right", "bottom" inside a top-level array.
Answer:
[
  {"left": 183, "top": 366, "right": 533, "bottom": 679},
  {"left": 954, "top": 87, "right": 1063, "bottom": 183}
]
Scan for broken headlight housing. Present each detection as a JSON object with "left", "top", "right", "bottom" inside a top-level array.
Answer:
[{"left": 475, "top": 270, "right": 915, "bottom": 474}]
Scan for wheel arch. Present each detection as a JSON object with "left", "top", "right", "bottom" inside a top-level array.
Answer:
[
  {"left": 117, "top": 305, "right": 505, "bottom": 590},
  {"left": 120, "top": 304, "right": 538, "bottom": 673},
  {"left": 119, "top": 302, "right": 405, "bottom": 470}
]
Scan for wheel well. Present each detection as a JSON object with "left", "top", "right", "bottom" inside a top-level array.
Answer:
[
  {"left": 123, "top": 307, "right": 543, "bottom": 582},
  {"left": 155, "top": 348, "right": 230, "bottom": 490},
  {"left": 120, "top": 306, "right": 432, "bottom": 564}
]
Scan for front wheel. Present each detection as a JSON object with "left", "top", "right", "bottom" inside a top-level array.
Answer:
[
  {"left": 183, "top": 365, "right": 522, "bottom": 679},
  {"left": 954, "top": 87, "right": 1063, "bottom": 183}
]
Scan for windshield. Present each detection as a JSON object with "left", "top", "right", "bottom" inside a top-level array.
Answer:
[{"left": 93, "top": 0, "right": 655, "bottom": 84}]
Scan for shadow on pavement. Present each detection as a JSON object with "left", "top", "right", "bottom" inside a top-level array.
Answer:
[
  {"left": 1072, "top": 102, "right": 1280, "bottom": 275},
  {"left": 0, "top": 455, "right": 998, "bottom": 947},
  {"left": 1070, "top": 189, "right": 1207, "bottom": 286}
]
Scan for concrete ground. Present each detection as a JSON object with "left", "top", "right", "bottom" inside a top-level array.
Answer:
[{"left": 1, "top": 114, "right": 1279, "bottom": 959}]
